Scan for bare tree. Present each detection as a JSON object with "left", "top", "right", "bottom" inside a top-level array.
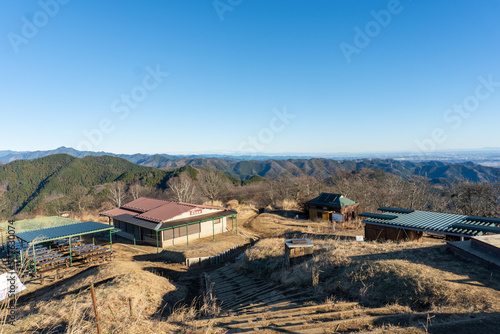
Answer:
[
  {"left": 71, "top": 186, "right": 92, "bottom": 212},
  {"left": 129, "top": 182, "right": 147, "bottom": 200},
  {"left": 453, "top": 182, "right": 499, "bottom": 216},
  {"left": 167, "top": 174, "right": 198, "bottom": 203},
  {"left": 107, "top": 181, "right": 127, "bottom": 208},
  {"left": 197, "top": 169, "right": 229, "bottom": 205}
]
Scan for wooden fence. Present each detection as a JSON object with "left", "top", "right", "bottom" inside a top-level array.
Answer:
[{"left": 185, "top": 245, "right": 241, "bottom": 267}]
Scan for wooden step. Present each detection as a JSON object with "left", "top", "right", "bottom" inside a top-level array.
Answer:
[
  {"left": 231, "top": 313, "right": 427, "bottom": 334},
  {"left": 232, "top": 292, "right": 322, "bottom": 313},
  {"left": 213, "top": 302, "right": 363, "bottom": 326}
]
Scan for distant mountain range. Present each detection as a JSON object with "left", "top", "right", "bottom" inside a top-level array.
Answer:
[
  {"left": 2, "top": 146, "right": 500, "bottom": 165},
  {"left": 1, "top": 147, "right": 499, "bottom": 185}
]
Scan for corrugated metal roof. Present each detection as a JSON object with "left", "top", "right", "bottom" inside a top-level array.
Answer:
[
  {"left": 0, "top": 216, "right": 79, "bottom": 233},
  {"left": 359, "top": 213, "right": 398, "bottom": 220},
  {"left": 136, "top": 202, "right": 194, "bottom": 223},
  {"left": 379, "top": 207, "right": 415, "bottom": 214},
  {"left": 306, "top": 193, "right": 357, "bottom": 207},
  {"left": 15, "top": 221, "right": 114, "bottom": 243},
  {"left": 361, "top": 208, "right": 500, "bottom": 237},
  {"left": 120, "top": 197, "right": 167, "bottom": 213},
  {"left": 111, "top": 213, "right": 160, "bottom": 230},
  {"left": 158, "top": 210, "right": 237, "bottom": 230},
  {"left": 100, "top": 208, "right": 139, "bottom": 218}
]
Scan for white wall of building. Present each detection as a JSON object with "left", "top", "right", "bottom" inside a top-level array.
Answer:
[
  {"left": 164, "top": 207, "right": 223, "bottom": 221},
  {"left": 163, "top": 217, "right": 228, "bottom": 246}
]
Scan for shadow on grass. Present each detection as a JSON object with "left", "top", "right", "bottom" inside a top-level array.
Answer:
[{"left": 133, "top": 249, "right": 186, "bottom": 263}]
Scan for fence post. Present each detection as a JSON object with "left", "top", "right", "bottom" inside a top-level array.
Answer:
[{"left": 90, "top": 284, "right": 102, "bottom": 334}]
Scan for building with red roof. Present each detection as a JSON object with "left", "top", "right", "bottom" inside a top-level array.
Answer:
[{"left": 100, "top": 197, "right": 237, "bottom": 250}]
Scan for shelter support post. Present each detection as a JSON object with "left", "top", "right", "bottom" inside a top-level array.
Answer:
[
  {"left": 69, "top": 237, "right": 72, "bottom": 266},
  {"left": 109, "top": 231, "right": 113, "bottom": 251},
  {"left": 212, "top": 219, "right": 215, "bottom": 241},
  {"left": 33, "top": 243, "right": 37, "bottom": 273},
  {"left": 186, "top": 225, "right": 189, "bottom": 246},
  {"left": 156, "top": 230, "right": 159, "bottom": 254}
]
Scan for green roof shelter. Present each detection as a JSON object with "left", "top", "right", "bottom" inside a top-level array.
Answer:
[
  {"left": 306, "top": 193, "right": 359, "bottom": 223},
  {"left": 14, "top": 221, "right": 117, "bottom": 272},
  {"left": 361, "top": 207, "right": 500, "bottom": 242},
  {"left": 0, "top": 216, "right": 80, "bottom": 250}
]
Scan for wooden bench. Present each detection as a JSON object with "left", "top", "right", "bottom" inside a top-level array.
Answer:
[
  {"left": 35, "top": 263, "right": 68, "bottom": 284},
  {"left": 37, "top": 256, "right": 69, "bottom": 269},
  {"left": 27, "top": 252, "right": 63, "bottom": 263},
  {"left": 32, "top": 256, "right": 70, "bottom": 283},
  {"left": 83, "top": 250, "right": 115, "bottom": 264},
  {"left": 25, "top": 248, "right": 51, "bottom": 257},
  {"left": 71, "top": 244, "right": 98, "bottom": 253},
  {"left": 74, "top": 246, "right": 108, "bottom": 256}
]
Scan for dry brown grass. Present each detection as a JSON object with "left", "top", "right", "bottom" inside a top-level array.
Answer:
[
  {"left": 237, "top": 238, "right": 500, "bottom": 314},
  {"left": 275, "top": 199, "right": 300, "bottom": 211},
  {"left": 3, "top": 261, "right": 192, "bottom": 333}
]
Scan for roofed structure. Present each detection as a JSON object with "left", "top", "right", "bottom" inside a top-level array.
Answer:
[
  {"left": 100, "top": 197, "right": 237, "bottom": 251},
  {"left": 306, "top": 193, "right": 359, "bottom": 223},
  {"left": 361, "top": 207, "right": 500, "bottom": 242}
]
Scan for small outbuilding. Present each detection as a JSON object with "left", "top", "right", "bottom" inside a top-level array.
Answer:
[
  {"left": 360, "top": 207, "right": 500, "bottom": 242},
  {"left": 306, "top": 193, "right": 359, "bottom": 223}
]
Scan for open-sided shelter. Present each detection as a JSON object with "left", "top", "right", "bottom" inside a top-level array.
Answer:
[
  {"left": 0, "top": 216, "right": 80, "bottom": 251},
  {"left": 361, "top": 207, "right": 500, "bottom": 242},
  {"left": 100, "top": 197, "right": 238, "bottom": 251},
  {"left": 14, "top": 221, "right": 116, "bottom": 272}
]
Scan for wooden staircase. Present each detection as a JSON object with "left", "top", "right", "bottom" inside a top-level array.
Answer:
[{"left": 199, "top": 265, "right": 429, "bottom": 333}]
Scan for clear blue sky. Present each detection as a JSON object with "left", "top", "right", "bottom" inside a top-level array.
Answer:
[{"left": 1, "top": 0, "right": 499, "bottom": 155}]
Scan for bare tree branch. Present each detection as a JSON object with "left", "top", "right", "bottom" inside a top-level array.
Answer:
[{"left": 107, "top": 181, "right": 127, "bottom": 208}]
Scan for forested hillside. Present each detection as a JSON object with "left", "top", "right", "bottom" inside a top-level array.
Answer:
[{"left": 0, "top": 154, "right": 187, "bottom": 218}]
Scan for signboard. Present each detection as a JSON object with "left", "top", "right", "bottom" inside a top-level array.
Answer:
[
  {"left": 356, "top": 235, "right": 364, "bottom": 242},
  {"left": 331, "top": 213, "right": 344, "bottom": 222},
  {"left": 190, "top": 209, "right": 202, "bottom": 216},
  {"left": 0, "top": 272, "right": 27, "bottom": 301}
]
